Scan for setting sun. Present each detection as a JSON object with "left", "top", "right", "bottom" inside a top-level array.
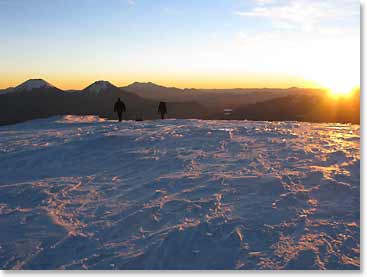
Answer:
[
  {"left": 326, "top": 88, "right": 353, "bottom": 98},
  {"left": 304, "top": 65, "right": 359, "bottom": 98},
  {"left": 324, "top": 80, "right": 358, "bottom": 97},
  {"left": 319, "top": 72, "right": 358, "bottom": 97}
]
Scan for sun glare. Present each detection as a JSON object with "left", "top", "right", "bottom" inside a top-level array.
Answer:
[
  {"left": 327, "top": 90, "right": 349, "bottom": 99},
  {"left": 326, "top": 86, "right": 352, "bottom": 98},
  {"left": 308, "top": 71, "right": 358, "bottom": 98},
  {"left": 325, "top": 82, "right": 357, "bottom": 98}
]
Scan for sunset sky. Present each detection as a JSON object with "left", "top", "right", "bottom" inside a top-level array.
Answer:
[{"left": 0, "top": 0, "right": 360, "bottom": 91}]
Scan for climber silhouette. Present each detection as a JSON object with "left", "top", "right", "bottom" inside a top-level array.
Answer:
[
  {"left": 114, "top": 98, "right": 126, "bottom": 122},
  {"left": 158, "top": 102, "right": 167, "bottom": 120}
]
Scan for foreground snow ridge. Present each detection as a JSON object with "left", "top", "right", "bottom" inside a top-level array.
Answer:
[{"left": 0, "top": 116, "right": 360, "bottom": 270}]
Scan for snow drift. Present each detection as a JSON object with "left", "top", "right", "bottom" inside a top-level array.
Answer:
[{"left": 0, "top": 116, "right": 360, "bottom": 270}]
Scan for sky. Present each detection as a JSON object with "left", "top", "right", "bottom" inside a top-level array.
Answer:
[{"left": 0, "top": 0, "right": 360, "bottom": 91}]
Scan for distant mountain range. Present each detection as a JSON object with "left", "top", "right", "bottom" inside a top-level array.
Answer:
[
  {"left": 0, "top": 79, "right": 206, "bottom": 125},
  {"left": 219, "top": 92, "right": 360, "bottom": 124},
  {"left": 0, "top": 79, "right": 360, "bottom": 125},
  {"left": 121, "top": 82, "right": 326, "bottom": 109}
]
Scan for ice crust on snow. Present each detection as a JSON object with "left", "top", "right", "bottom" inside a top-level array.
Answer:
[{"left": 0, "top": 116, "right": 360, "bottom": 269}]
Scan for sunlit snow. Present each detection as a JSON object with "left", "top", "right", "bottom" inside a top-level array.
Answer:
[{"left": 0, "top": 116, "right": 360, "bottom": 269}]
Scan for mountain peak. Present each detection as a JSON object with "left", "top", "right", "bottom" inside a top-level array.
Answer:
[
  {"left": 129, "top": 81, "right": 161, "bottom": 87},
  {"left": 15, "top": 79, "right": 55, "bottom": 92},
  {"left": 126, "top": 82, "right": 174, "bottom": 92},
  {"left": 84, "top": 80, "right": 117, "bottom": 94}
]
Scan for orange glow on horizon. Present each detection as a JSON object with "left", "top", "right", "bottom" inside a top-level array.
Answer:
[
  {"left": 326, "top": 86, "right": 359, "bottom": 99},
  {"left": 0, "top": 73, "right": 328, "bottom": 91}
]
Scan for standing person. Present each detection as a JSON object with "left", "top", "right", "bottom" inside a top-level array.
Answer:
[
  {"left": 114, "top": 98, "right": 126, "bottom": 122},
  {"left": 158, "top": 101, "right": 167, "bottom": 120}
]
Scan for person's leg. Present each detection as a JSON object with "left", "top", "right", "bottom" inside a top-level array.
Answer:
[
  {"left": 118, "top": 112, "right": 122, "bottom": 122},
  {"left": 161, "top": 113, "right": 165, "bottom": 120}
]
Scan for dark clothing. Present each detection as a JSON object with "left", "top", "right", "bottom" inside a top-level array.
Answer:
[
  {"left": 117, "top": 112, "right": 123, "bottom": 122},
  {"left": 114, "top": 100, "right": 126, "bottom": 113},
  {"left": 158, "top": 102, "right": 167, "bottom": 119},
  {"left": 114, "top": 99, "right": 126, "bottom": 122}
]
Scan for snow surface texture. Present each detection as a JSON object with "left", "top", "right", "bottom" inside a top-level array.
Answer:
[{"left": 0, "top": 116, "right": 360, "bottom": 270}]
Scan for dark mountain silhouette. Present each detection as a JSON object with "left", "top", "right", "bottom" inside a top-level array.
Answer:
[
  {"left": 122, "top": 82, "right": 325, "bottom": 110},
  {"left": 13, "top": 79, "right": 56, "bottom": 92},
  {"left": 0, "top": 79, "right": 209, "bottom": 125},
  {"left": 0, "top": 83, "right": 67, "bottom": 125},
  {"left": 0, "top": 87, "right": 15, "bottom": 95},
  {"left": 125, "top": 82, "right": 183, "bottom": 95},
  {"left": 218, "top": 89, "right": 360, "bottom": 124},
  {"left": 82, "top": 80, "right": 120, "bottom": 95},
  {"left": 0, "top": 79, "right": 359, "bottom": 125}
]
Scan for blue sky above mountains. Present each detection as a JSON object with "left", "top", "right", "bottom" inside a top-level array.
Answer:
[{"left": 0, "top": 0, "right": 360, "bottom": 91}]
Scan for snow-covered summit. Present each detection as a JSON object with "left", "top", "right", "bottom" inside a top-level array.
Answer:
[
  {"left": 15, "top": 79, "right": 55, "bottom": 92},
  {"left": 83, "top": 80, "right": 117, "bottom": 94},
  {"left": 0, "top": 79, "right": 56, "bottom": 94}
]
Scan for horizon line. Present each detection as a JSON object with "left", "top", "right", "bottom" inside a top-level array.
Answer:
[{"left": 0, "top": 78, "right": 333, "bottom": 91}]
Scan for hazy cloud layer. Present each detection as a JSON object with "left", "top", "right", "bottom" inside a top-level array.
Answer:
[{"left": 237, "top": 0, "right": 359, "bottom": 32}]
